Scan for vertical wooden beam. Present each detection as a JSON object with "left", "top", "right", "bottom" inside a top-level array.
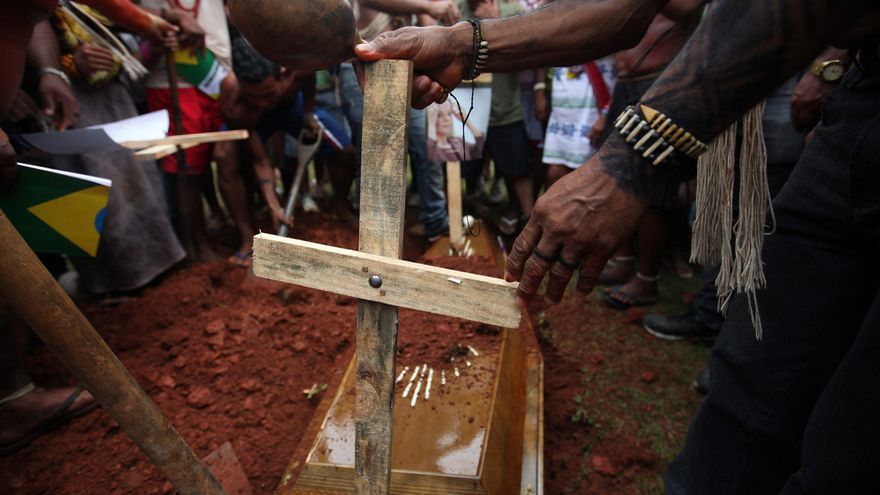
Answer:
[
  {"left": 355, "top": 59, "right": 413, "bottom": 494},
  {"left": 445, "top": 161, "right": 464, "bottom": 252},
  {"left": 0, "top": 212, "right": 225, "bottom": 495}
]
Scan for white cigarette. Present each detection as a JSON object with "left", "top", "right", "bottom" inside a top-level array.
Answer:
[
  {"left": 454, "top": 367, "right": 460, "bottom": 377},
  {"left": 396, "top": 366, "right": 409, "bottom": 383},
  {"left": 408, "top": 365, "right": 420, "bottom": 384},
  {"left": 420, "top": 364, "right": 427, "bottom": 378},
  {"left": 466, "top": 360, "right": 472, "bottom": 367},
  {"left": 425, "top": 368, "right": 434, "bottom": 400},
  {"left": 441, "top": 370, "right": 447, "bottom": 385},
  {"left": 467, "top": 345, "right": 479, "bottom": 357},
  {"left": 411, "top": 379, "right": 423, "bottom": 407},
  {"left": 402, "top": 381, "right": 413, "bottom": 398}
]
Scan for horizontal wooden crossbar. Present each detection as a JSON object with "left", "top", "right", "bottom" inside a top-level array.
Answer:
[
  {"left": 252, "top": 234, "right": 522, "bottom": 328},
  {"left": 121, "top": 129, "right": 250, "bottom": 150}
]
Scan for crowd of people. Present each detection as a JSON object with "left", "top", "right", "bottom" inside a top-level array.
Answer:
[{"left": 2, "top": 0, "right": 878, "bottom": 493}]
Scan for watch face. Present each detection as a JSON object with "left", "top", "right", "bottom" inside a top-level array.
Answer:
[{"left": 822, "top": 63, "right": 845, "bottom": 82}]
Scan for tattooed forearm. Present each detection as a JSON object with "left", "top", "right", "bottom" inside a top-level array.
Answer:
[
  {"left": 597, "top": 131, "right": 654, "bottom": 198},
  {"left": 640, "top": 0, "right": 875, "bottom": 142},
  {"left": 599, "top": 0, "right": 874, "bottom": 197},
  {"left": 483, "top": 0, "right": 665, "bottom": 73}
]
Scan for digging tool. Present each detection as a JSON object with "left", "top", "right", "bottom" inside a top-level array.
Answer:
[
  {"left": 166, "top": 48, "right": 196, "bottom": 259},
  {"left": 278, "top": 127, "right": 323, "bottom": 238},
  {"left": 0, "top": 211, "right": 225, "bottom": 495}
]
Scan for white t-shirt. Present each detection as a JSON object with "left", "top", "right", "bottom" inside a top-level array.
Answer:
[{"left": 141, "top": 0, "right": 231, "bottom": 88}]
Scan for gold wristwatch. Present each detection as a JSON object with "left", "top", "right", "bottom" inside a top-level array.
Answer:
[{"left": 811, "top": 59, "right": 846, "bottom": 83}]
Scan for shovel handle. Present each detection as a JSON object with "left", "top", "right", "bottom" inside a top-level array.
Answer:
[{"left": 0, "top": 211, "right": 225, "bottom": 495}]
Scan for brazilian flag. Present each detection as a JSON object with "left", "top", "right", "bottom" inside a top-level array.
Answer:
[{"left": 0, "top": 163, "right": 111, "bottom": 257}]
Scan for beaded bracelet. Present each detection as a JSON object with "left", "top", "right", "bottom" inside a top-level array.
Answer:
[{"left": 465, "top": 18, "right": 488, "bottom": 80}]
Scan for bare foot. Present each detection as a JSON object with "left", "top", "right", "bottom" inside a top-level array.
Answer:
[
  {"left": 227, "top": 242, "right": 253, "bottom": 268},
  {"left": 0, "top": 386, "right": 97, "bottom": 454}
]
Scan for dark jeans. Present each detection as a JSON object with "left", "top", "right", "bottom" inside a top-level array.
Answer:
[{"left": 666, "top": 52, "right": 880, "bottom": 494}]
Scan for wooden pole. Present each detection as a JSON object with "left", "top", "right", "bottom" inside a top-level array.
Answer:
[
  {"left": 445, "top": 161, "right": 464, "bottom": 253},
  {"left": 0, "top": 211, "right": 226, "bottom": 495},
  {"left": 165, "top": 50, "right": 196, "bottom": 259},
  {"left": 354, "top": 60, "right": 413, "bottom": 494}
]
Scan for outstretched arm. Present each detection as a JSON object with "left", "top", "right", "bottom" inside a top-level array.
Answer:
[
  {"left": 505, "top": 0, "right": 880, "bottom": 307},
  {"left": 360, "top": 0, "right": 460, "bottom": 25},
  {"left": 356, "top": 0, "right": 669, "bottom": 107}
]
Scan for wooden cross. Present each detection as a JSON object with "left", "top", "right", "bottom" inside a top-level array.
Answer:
[{"left": 252, "top": 60, "right": 521, "bottom": 494}]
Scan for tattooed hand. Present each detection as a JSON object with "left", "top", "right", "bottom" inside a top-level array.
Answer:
[{"left": 505, "top": 133, "right": 650, "bottom": 307}]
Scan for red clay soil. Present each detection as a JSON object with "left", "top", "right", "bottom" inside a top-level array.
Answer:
[
  {"left": 0, "top": 210, "right": 706, "bottom": 494},
  {"left": 533, "top": 292, "right": 708, "bottom": 495},
  {"left": 0, "top": 212, "right": 519, "bottom": 495}
]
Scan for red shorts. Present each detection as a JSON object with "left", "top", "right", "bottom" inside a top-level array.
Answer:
[{"left": 146, "top": 87, "right": 221, "bottom": 175}]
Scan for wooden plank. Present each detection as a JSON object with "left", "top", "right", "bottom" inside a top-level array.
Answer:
[
  {"left": 481, "top": 328, "right": 527, "bottom": 495},
  {"left": 0, "top": 212, "right": 225, "bottom": 495},
  {"left": 253, "top": 235, "right": 520, "bottom": 328},
  {"left": 121, "top": 129, "right": 249, "bottom": 149},
  {"left": 446, "top": 161, "right": 464, "bottom": 252},
  {"left": 355, "top": 59, "right": 413, "bottom": 495}
]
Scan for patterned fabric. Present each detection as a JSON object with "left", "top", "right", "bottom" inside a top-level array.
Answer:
[
  {"left": 52, "top": 5, "right": 123, "bottom": 86},
  {"left": 519, "top": 0, "right": 543, "bottom": 11},
  {"left": 542, "top": 58, "right": 616, "bottom": 169}
]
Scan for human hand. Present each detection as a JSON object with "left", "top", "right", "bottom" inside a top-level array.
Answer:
[
  {"left": 588, "top": 114, "right": 606, "bottom": 145},
  {"left": 5, "top": 90, "right": 41, "bottom": 123},
  {"left": 790, "top": 72, "right": 835, "bottom": 133},
  {"left": 146, "top": 12, "right": 178, "bottom": 42},
  {"left": 504, "top": 150, "right": 648, "bottom": 307},
  {"left": 270, "top": 205, "right": 292, "bottom": 232},
  {"left": 426, "top": 0, "right": 461, "bottom": 26},
  {"left": 472, "top": 0, "right": 499, "bottom": 19},
  {"left": 38, "top": 70, "right": 79, "bottom": 130},
  {"left": 302, "top": 112, "right": 321, "bottom": 140},
  {"left": 162, "top": 8, "right": 205, "bottom": 52},
  {"left": 534, "top": 89, "right": 549, "bottom": 122},
  {"left": 74, "top": 43, "right": 117, "bottom": 75},
  {"left": 0, "top": 129, "right": 18, "bottom": 193},
  {"left": 355, "top": 23, "right": 472, "bottom": 109}
]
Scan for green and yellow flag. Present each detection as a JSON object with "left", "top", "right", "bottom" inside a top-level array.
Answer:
[
  {"left": 0, "top": 163, "right": 111, "bottom": 257},
  {"left": 174, "top": 48, "right": 229, "bottom": 100}
]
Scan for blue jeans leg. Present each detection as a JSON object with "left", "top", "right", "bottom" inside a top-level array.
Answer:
[{"left": 409, "top": 108, "right": 448, "bottom": 234}]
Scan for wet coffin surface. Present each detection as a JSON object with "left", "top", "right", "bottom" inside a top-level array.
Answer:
[{"left": 308, "top": 354, "right": 497, "bottom": 477}]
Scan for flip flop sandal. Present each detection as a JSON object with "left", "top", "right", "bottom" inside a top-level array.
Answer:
[
  {"left": 598, "top": 257, "right": 635, "bottom": 285},
  {"left": 601, "top": 285, "right": 659, "bottom": 310},
  {"left": 498, "top": 216, "right": 518, "bottom": 236},
  {"left": 0, "top": 386, "right": 99, "bottom": 456},
  {"left": 227, "top": 249, "right": 253, "bottom": 268}
]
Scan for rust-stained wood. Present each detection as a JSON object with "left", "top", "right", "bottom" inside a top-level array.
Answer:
[
  {"left": 252, "top": 235, "right": 521, "bottom": 328},
  {"left": 446, "top": 161, "right": 464, "bottom": 252},
  {"left": 355, "top": 59, "right": 413, "bottom": 495},
  {"left": 273, "top": 214, "right": 544, "bottom": 495},
  {"left": 0, "top": 212, "right": 225, "bottom": 495}
]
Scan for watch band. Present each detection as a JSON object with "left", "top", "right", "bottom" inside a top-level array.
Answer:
[{"left": 810, "top": 59, "right": 844, "bottom": 83}]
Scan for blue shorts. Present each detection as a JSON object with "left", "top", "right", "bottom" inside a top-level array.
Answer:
[{"left": 256, "top": 93, "right": 351, "bottom": 155}]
